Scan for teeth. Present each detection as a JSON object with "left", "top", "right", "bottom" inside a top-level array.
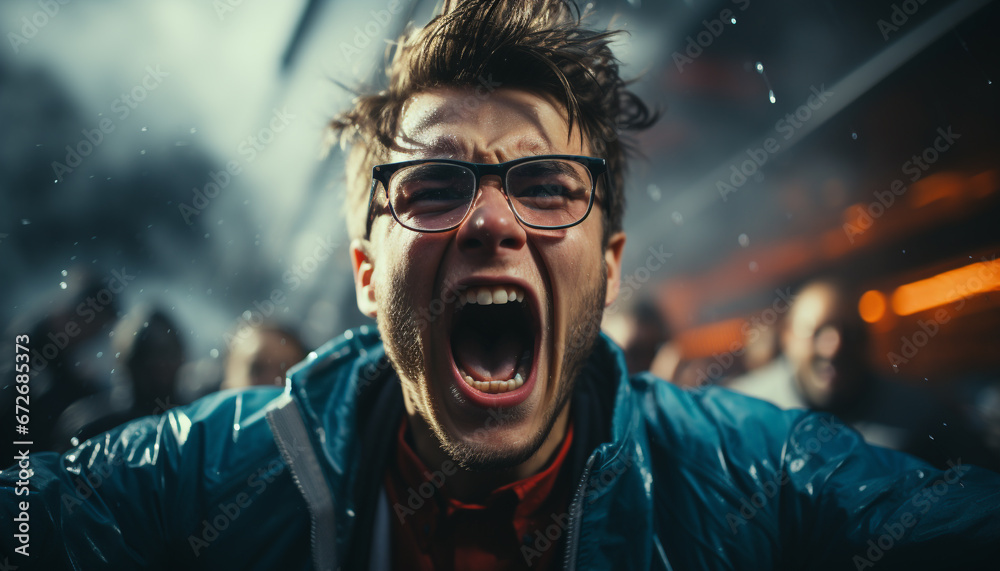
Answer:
[
  {"left": 493, "top": 288, "right": 508, "bottom": 304},
  {"left": 459, "top": 370, "right": 526, "bottom": 394},
  {"left": 457, "top": 285, "right": 527, "bottom": 307}
]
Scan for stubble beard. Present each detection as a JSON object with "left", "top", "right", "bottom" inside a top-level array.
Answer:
[{"left": 378, "top": 263, "right": 608, "bottom": 472}]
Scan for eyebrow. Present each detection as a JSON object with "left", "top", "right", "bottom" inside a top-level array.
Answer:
[{"left": 414, "top": 136, "right": 553, "bottom": 161}]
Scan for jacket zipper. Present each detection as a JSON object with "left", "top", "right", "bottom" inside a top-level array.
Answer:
[{"left": 563, "top": 453, "right": 597, "bottom": 571}]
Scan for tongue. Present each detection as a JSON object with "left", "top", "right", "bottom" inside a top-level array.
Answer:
[{"left": 452, "top": 327, "right": 523, "bottom": 382}]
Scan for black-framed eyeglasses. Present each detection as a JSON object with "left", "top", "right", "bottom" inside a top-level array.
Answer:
[{"left": 364, "top": 155, "right": 607, "bottom": 238}]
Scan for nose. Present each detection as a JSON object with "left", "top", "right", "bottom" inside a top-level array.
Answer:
[
  {"left": 814, "top": 325, "right": 842, "bottom": 360},
  {"left": 455, "top": 176, "right": 527, "bottom": 255}
]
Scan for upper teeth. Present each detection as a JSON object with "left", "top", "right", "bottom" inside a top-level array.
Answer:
[{"left": 459, "top": 285, "right": 525, "bottom": 306}]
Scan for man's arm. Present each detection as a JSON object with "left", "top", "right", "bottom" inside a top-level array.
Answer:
[
  {"left": 782, "top": 411, "right": 1000, "bottom": 570},
  {"left": 0, "top": 388, "right": 292, "bottom": 570},
  {"left": 1, "top": 414, "right": 183, "bottom": 569}
]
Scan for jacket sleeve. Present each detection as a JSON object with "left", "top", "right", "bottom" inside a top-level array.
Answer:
[
  {"left": 1, "top": 412, "right": 186, "bottom": 569},
  {"left": 0, "top": 388, "right": 288, "bottom": 570},
  {"left": 782, "top": 411, "right": 1000, "bottom": 571}
]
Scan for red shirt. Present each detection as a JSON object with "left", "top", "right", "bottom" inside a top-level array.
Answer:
[{"left": 384, "top": 419, "right": 575, "bottom": 570}]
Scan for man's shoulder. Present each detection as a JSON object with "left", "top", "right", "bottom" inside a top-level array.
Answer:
[{"left": 627, "top": 372, "right": 806, "bottom": 443}]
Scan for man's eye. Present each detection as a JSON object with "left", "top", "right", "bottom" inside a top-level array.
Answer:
[
  {"left": 517, "top": 183, "right": 571, "bottom": 198},
  {"left": 409, "top": 185, "right": 468, "bottom": 202}
]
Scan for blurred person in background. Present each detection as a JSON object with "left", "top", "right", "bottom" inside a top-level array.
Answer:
[
  {"left": 0, "top": 270, "right": 120, "bottom": 458},
  {"left": 50, "top": 306, "right": 185, "bottom": 451},
  {"left": 221, "top": 322, "right": 307, "bottom": 390},
  {"left": 602, "top": 296, "right": 677, "bottom": 376},
  {"left": 729, "top": 278, "right": 999, "bottom": 470}
]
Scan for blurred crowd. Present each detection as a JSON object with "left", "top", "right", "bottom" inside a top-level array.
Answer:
[
  {"left": 605, "top": 278, "right": 1000, "bottom": 473},
  {"left": 4, "top": 268, "right": 999, "bottom": 474},
  {"left": 1, "top": 273, "right": 308, "bottom": 460}
]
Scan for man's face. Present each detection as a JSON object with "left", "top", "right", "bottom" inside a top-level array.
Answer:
[
  {"left": 353, "top": 87, "right": 624, "bottom": 470},
  {"left": 783, "top": 284, "right": 868, "bottom": 410}
]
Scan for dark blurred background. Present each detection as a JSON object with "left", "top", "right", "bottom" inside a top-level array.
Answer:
[{"left": 2, "top": 0, "right": 998, "bottom": 463}]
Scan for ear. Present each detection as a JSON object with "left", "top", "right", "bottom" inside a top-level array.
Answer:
[
  {"left": 350, "top": 238, "right": 378, "bottom": 318},
  {"left": 603, "top": 231, "right": 626, "bottom": 307}
]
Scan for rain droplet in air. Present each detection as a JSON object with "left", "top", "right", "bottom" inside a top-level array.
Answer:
[
  {"left": 59, "top": 282, "right": 68, "bottom": 289},
  {"left": 61, "top": 270, "right": 68, "bottom": 276},
  {"left": 731, "top": 17, "right": 736, "bottom": 24},
  {"left": 738, "top": 233, "right": 750, "bottom": 247},
  {"left": 755, "top": 62, "right": 776, "bottom": 104}
]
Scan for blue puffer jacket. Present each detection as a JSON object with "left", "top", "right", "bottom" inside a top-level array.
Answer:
[{"left": 2, "top": 327, "right": 999, "bottom": 569}]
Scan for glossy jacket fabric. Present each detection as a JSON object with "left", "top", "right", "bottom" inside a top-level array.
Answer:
[{"left": 2, "top": 326, "right": 999, "bottom": 569}]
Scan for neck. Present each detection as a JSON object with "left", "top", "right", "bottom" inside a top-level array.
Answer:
[{"left": 406, "top": 405, "right": 571, "bottom": 503}]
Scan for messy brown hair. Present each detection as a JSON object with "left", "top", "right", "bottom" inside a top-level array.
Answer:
[{"left": 329, "top": 0, "right": 658, "bottom": 245}]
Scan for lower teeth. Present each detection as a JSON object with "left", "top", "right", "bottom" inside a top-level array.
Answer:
[{"left": 461, "top": 371, "right": 525, "bottom": 393}]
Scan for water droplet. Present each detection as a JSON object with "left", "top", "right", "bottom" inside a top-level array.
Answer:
[
  {"left": 768, "top": 90, "right": 776, "bottom": 104},
  {"left": 70, "top": 437, "right": 79, "bottom": 446},
  {"left": 140, "top": 149, "right": 146, "bottom": 155},
  {"left": 21, "top": 219, "right": 30, "bottom": 225},
  {"left": 141, "top": 126, "right": 147, "bottom": 132},
  {"left": 738, "top": 233, "right": 749, "bottom": 247},
  {"left": 61, "top": 270, "right": 68, "bottom": 276},
  {"left": 730, "top": 17, "right": 736, "bottom": 24},
  {"left": 755, "top": 62, "right": 764, "bottom": 73},
  {"left": 928, "top": 435, "right": 935, "bottom": 440},
  {"left": 851, "top": 132, "right": 858, "bottom": 140},
  {"left": 647, "top": 184, "right": 661, "bottom": 201},
  {"left": 749, "top": 261, "right": 759, "bottom": 272},
  {"left": 59, "top": 282, "right": 68, "bottom": 289},
  {"left": 671, "top": 211, "right": 683, "bottom": 224},
  {"left": 115, "top": 352, "right": 121, "bottom": 358},
  {"left": 210, "top": 348, "right": 219, "bottom": 358},
  {"left": 96, "top": 352, "right": 103, "bottom": 358},
  {"left": 190, "top": 127, "right": 197, "bottom": 134}
]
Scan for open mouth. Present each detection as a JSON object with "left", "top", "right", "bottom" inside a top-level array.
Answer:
[{"left": 448, "top": 283, "right": 539, "bottom": 404}]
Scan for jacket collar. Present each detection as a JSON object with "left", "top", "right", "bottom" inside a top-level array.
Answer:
[{"left": 284, "top": 326, "right": 642, "bottom": 568}]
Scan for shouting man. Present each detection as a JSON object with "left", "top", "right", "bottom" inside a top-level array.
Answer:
[{"left": 2, "top": 1, "right": 998, "bottom": 569}]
